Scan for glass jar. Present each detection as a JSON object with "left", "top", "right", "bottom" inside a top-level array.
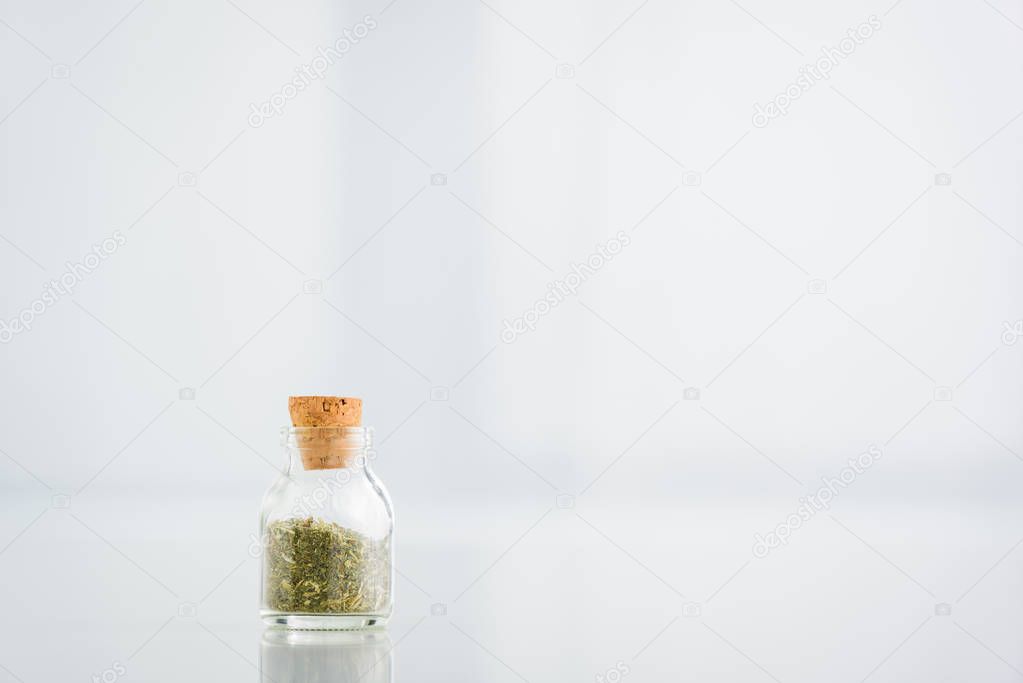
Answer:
[
  {"left": 260, "top": 426, "right": 393, "bottom": 629},
  {"left": 260, "top": 630, "right": 392, "bottom": 683}
]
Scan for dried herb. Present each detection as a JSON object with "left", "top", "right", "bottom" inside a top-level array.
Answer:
[{"left": 264, "top": 518, "right": 391, "bottom": 614}]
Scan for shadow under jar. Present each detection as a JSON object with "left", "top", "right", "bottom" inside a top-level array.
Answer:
[{"left": 260, "top": 426, "right": 393, "bottom": 630}]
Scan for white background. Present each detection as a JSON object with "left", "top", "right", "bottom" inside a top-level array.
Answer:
[{"left": 1, "top": 0, "right": 1023, "bottom": 681}]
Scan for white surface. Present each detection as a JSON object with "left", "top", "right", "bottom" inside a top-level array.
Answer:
[
  {"left": 1, "top": 0, "right": 1022, "bottom": 681},
  {"left": 3, "top": 497, "right": 1023, "bottom": 682}
]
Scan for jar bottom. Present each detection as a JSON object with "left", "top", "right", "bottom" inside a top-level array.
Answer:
[{"left": 261, "top": 612, "right": 389, "bottom": 631}]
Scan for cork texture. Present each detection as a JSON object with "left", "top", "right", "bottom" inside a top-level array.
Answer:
[
  {"left": 298, "top": 449, "right": 352, "bottom": 471},
  {"left": 288, "top": 396, "right": 362, "bottom": 427},
  {"left": 288, "top": 396, "right": 363, "bottom": 471}
]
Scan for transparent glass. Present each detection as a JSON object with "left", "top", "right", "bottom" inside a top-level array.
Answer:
[
  {"left": 260, "top": 629, "right": 392, "bottom": 683},
  {"left": 259, "top": 426, "right": 393, "bottom": 630}
]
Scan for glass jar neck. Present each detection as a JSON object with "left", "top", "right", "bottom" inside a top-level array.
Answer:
[{"left": 281, "top": 426, "right": 374, "bottom": 475}]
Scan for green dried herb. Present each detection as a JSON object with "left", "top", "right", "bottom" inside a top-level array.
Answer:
[{"left": 264, "top": 518, "right": 391, "bottom": 614}]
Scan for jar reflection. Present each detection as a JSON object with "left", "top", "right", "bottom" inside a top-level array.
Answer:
[{"left": 259, "top": 629, "right": 392, "bottom": 683}]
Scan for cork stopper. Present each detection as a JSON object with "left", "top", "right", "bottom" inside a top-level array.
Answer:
[
  {"left": 288, "top": 396, "right": 363, "bottom": 470},
  {"left": 289, "top": 396, "right": 362, "bottom": 428}
]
